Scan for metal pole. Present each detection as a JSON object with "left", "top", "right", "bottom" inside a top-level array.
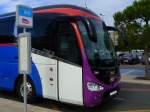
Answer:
[
  {"left": 23, "top": 28, "right": 27, "bottom": 112},
  {"left": 23, "top": 28, "right": 26, "bottom": 33},
  {"left": 24, "top": 73, "right": 27, "bottom": 112},
  {"left": 84, "top": 0, "right": 88, "bottom": 8}
]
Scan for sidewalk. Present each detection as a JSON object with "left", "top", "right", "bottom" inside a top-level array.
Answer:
[
  {"left": 121, "top": 75, "right": 150, "bottom": 85},
  {"left": 0, "top": 97, "right": 59, "bottom": 112}
]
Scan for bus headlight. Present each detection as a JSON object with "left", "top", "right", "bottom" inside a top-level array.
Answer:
[{"left": 87, "top": 82, "right": 104, "bottom": 92}]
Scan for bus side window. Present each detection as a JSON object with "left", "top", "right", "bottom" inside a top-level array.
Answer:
[
  {"left": 0, "top": 18, "right": 16, "bottom": 43},
  {"left": 31, "top": 16, "right": 57, "bottom": 56},
  {"left": 56, "top": 21, "right": 82, "bottom": 65}
]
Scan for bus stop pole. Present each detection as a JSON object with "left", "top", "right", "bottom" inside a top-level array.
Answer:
[
  {"left": 16, "top": 5, "right": 33, "bottom": 112},
  {"left": 24, "top": 73, "right": 27, "bottom": 112},
  {"left": 23, "top": 28, "right": 27, "bottom": 112}
]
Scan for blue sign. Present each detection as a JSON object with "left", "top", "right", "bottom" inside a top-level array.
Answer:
[
  {"left": 18, "top": 6, "right": 33, "bottom": 18},
  {"left": 16, "top": 5, "right": 33, "bottom": 28}
]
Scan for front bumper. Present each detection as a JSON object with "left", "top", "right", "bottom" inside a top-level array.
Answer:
[{"left": 83, "top": 78, "right": 121, "bottom": 107}]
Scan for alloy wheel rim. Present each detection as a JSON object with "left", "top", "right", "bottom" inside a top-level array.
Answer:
[{"left": 20, "top": 82, "right": 32, "bottom": 97}]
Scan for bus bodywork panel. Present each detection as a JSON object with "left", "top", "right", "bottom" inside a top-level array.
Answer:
[
  {"left": 0, "top": 45, "right": 43, "bottom": 96},
  {"left": 58, "top": 61, "right": 83, "bottom": 105},
  {"left": 31, "top": 53, "right": 58, "bottom": 100},
  {"left": 0, "top": 45, "right": 18, "bottom": 90}
]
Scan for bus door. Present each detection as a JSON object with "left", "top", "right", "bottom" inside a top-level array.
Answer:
[{"left": 51, "top": 18, "right": 83, "bottom": 105}]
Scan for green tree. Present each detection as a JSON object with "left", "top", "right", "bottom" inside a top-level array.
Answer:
[{"left": 114, "top": 0, "right": 150, "bottom": 78}]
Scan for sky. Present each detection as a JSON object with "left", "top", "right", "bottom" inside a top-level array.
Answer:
[{"left": 0, "top": 0, "right": 134, "bottom": 26}]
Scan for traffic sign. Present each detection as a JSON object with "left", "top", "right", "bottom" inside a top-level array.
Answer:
[{"left": 16, "top": 5, "right": 33, "bottom": 28}]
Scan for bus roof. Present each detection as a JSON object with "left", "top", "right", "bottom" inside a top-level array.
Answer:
[{"left": 0, "top": 4, "right": 100, "bottom": 20}]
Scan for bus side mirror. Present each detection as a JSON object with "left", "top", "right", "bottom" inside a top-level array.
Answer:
[
  {"left": 89, "top": 20, "right": 97, "bottom": 42},
  {"left": 83, "top": 19, "right": 97, "bottom": 42}
]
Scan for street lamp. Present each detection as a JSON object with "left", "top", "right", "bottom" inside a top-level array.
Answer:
[{"left": 84, "top": 0, "right": 88, "bottom": 8}]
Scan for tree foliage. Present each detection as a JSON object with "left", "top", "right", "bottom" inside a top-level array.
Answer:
[
  {"left": 114, "top": 0, "right": 150, "bottom": 50},
  {"left": 114, "top": 0, "right": 150, "bottom": 77}
]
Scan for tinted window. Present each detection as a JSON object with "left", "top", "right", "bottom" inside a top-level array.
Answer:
[
  {"left": 0, "top": 17, "right": 16, "bottom": 43},
  {"left": 56, "top": 21, "right": 81, "bottom": 65},
  {"left": 30, "top": 14, "right": 57, "bottom": 54}
]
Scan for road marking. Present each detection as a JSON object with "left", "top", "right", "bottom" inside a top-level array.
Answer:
[{"left": 121, "top": 70, "right": 136, "bottom": 75}]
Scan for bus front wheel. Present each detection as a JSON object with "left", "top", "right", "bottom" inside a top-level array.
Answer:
[{"left": 15, "top": 77, "right": 36, "bottom": 103}]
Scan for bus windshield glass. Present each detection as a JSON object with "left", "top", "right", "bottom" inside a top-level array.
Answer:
[{"left": 78, "top": 19, "right": 116, "bottom": 67}]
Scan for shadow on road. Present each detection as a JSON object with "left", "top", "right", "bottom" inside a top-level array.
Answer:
[{"left": 0, "top": 82, "right": 150, "bottom": 112}]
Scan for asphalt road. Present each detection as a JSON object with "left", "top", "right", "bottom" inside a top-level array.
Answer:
[
  {"left": 120, "top": 65, "right": 145, "bottom": 76},
  {"left": 0, "top": 65, "right": 150, "bottom": 112}
]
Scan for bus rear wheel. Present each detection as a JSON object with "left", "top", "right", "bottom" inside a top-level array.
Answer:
[{"left": 15, "top": 77, "right": 36, "bottom": 103}]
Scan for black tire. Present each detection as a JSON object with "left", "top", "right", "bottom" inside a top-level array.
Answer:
[{"left": 15, "top": 77, "right": 36, "bottom": 103}]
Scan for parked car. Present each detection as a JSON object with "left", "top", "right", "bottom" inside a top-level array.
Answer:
[
  {"left": 121, "top": 53, "right": 140, "bottom": 65},
  {"left": 141, "top": 53, "right": 150, "bottom": 65},
  {"left": 117, "top": 53, "right": 125, "bottom": 64},
  {"left": 132, "top": 49, "right": 144, "bottom": 60}
]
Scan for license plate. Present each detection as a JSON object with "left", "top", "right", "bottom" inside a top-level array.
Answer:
[{"left": 110, "top": 90, "right": 117, "bottom": 96}]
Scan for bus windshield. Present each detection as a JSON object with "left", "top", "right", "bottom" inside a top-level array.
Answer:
[{"left": 78, "top": 19, "right": 116, "bottom": 67}]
